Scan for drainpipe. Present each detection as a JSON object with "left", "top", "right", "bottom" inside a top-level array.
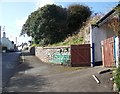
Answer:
[
  {"left": 90, "top": 24, "right": 95, "bottom": 67},
  {"left": 114, "top": 36, "right": 116, "bottom": 66}
]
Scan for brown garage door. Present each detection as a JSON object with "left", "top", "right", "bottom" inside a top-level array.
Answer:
[
  {"left": 102, "top": 37, "right": 115, "bottom": 67},
  {"left": 71, "top": 44, "right": 91, "bottom": 67}
]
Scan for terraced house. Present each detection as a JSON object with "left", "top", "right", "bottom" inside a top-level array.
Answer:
[{"left": 1, "top": 32, "right": 14, "bottom": 52}]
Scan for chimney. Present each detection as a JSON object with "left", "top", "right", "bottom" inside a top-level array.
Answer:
[
  {"left": 15, "top": 37, "right": 17, "bottom": 45},
  {"left": 3, "top": 32, "right": 6, "bottom": 38}
]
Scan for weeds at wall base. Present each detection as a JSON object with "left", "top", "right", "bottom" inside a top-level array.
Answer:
[{"left": 113, "top": 66, "right": 120, "bottom": 92}]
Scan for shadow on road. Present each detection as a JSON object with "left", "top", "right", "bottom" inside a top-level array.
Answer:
[
  {"left": 3, "top": 51, "right": 50, "bottom": 92},
  {"left": 15, "top": 61, "right": 33, "bottom": 72},
  {"left": 22, "top": 51, "right": 34, "bottom": 56},
  {"left": 3, "top": 74, "right": 49, "bottom": 92}
]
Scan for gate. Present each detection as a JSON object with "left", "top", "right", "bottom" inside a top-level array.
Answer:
[
  {"left": 71, "top": 44, "right": 91, "bottom": 67},
  {"left": 102, "top": 37, "right": 115, "bottom": 67}
]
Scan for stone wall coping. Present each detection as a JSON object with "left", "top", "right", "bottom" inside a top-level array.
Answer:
[{"left": 36, "top": 46, "right": 70, "bottom": 49}]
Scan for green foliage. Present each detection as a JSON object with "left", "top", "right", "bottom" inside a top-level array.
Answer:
[
  {"left": 115, "top": 4, "right": 120, "bottom": 12},
  {"left": 21, "top": 4, "right": 67, "bottom": 45},
  {"left": 67, "top": 4, "right": 92, "bottom": 35},
  {"left": 51, "top": 35, "right": 83, "bottom": 46},
  {"left": 31, "top": 44, "right": 40, "bottom": 47},
  {"left": 113, "top": 67, "right": 120, "bottom": 91},
  {"left": 21, "top": 4, "right": 91, "bottom": 46}
]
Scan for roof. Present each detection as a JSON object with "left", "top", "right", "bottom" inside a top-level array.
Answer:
[{"left": 93, "top": 3, "right": 120, "bottom": 27}]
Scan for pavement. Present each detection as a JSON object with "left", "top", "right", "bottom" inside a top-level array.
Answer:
[{"left": 2, "top": 52, "right": 115, "bottom": 92}]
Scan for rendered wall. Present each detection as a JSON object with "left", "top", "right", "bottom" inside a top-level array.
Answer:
[
  {"left": 1, "top": 37, "right": 14, "bottom": 50},
  {"left": 91, "top": 24, "right": 116, "bottom": 62}
]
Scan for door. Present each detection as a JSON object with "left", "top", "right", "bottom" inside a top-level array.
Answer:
[
  {"left": 71, "top": 44, "right": 91, "bottom": 67},
  {"left": 102, "top": 37, "right": 115, "bottom": 67}
]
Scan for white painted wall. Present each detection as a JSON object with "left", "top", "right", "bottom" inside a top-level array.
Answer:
[
  {"left": 115, "top": 37, "right": 119, "bottom": 68},
  {"left": 1, "top": 37, "right": 14, "bottom": 50},
  {"left": 1, "top": 32, "right": 14, "bottom": 50},
  {"left": 91, "top": 24, "right": 116, "bottom": 62}
]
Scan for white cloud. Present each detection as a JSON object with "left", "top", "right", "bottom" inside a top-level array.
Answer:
[
  {"left": 1, "top": 0, "right": 119, "bottom": 2},
  {"left": 35, "top": 0, "right": 55, "bottom": 9},
  {"left": 16, "top": 16, "right": 27, "bottom": 30}
]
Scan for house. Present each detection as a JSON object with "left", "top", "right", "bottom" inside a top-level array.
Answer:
[
  {"left": 1, "top": 32, "right": 14, "bottom": 52},
  {"left": 90, "top": 4, "right": 120, "bottom": 67}
]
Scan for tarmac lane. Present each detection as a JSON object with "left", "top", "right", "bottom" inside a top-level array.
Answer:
[
  {"left": 2, "top": 52, "right": 115, "bottom": 92},
  {"left": 0, "top": 53, "right": 2, "bottom": 93},
  {"left": 2, "top": 52, "right": 21, "bottom": 88}
]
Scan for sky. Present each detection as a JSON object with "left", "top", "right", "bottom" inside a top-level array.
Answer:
[{"left": 0, "top": 0, "right": 119, "bottom": 45}]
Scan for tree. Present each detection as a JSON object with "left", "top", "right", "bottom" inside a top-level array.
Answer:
[
  {"left": 21, "top": 4, "right": 92, "bottom": 45},
  {"left": 21, "top": 4, "right": 67, "bottom": 45},
  {"left": 67, "top": 4, "right": 92, "bottom": 35},
  {"left": 20, "top": 10, "right": 40, "bottom": 37}
]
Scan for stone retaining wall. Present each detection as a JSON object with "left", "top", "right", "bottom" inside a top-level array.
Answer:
[{"left": 35, "top": 46, "right": 70, "bottom": 64}]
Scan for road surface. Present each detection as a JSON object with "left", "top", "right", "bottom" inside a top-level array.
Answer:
[
  {"left": 3, "top": 52, "right": 114, "bottom": 92},
  {"left": 2, "top": 52, "right": 21, "bottom": 88},
  {"left": 0, "top": 53, "right": 2, "bottom": 93}
]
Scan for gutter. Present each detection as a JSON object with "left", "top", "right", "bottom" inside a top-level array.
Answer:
[{"left": 93, "top": 4, "right": 120, "bottom": 28}]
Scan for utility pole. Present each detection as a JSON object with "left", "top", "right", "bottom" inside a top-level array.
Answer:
[
  {"left": 15, "top": 37, "right": 17, "bottom": 45},
  {"left": 0, "top": 26, "right": 5, "bottom": 53},
  {"left": 0, "top": 26, "right": 1, "bottom": 53},
  {"left": 0, "top": 26, "right": 1, "bottom": 42}
]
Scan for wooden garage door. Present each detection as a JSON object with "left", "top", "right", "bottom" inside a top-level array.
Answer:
[
  {"left": 71, "top": 44, "right": 91, "bottom": 67},
  {"left": 102, "top": 37, "right": 114, "bottom": 67}
]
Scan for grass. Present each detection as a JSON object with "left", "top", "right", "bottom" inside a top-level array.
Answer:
[
  {"left": 32, "top": 19, "right": 92, "bottom": 47},
  {"left": 31, "top": 44, "right": 41, "bottom": 47},
  {"left": 31, "top": 31, "right": 85, "bottom": 47},
  {"left": 50, "top": 20, "right": 91, "bottom": 47},
  {"left": 50, "top": 34, "right": 84, "bottom": 47},
  {"left": 113, "top": 66, "right": 120, "bottom": 91}
]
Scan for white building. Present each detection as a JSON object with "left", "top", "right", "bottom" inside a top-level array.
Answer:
[
  {"left": 90, "top": 4, "right": 119, "bottom": 67},
  {"left": 1, "top": 32, "right": 14, "bottom": 51}
]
